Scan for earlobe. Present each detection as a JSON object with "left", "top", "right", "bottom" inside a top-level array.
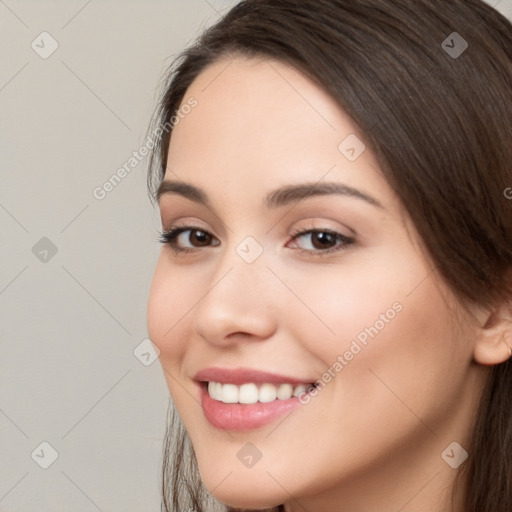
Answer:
[
  {"left": 473, "top": 302, "right": 512, "bottom": 366},
  {"left": 474, "top": 332, "right": 512, "bottom": 365}
]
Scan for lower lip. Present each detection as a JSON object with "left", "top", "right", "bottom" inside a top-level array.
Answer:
[{"left": 199, "top": 383, "right": 304, "bottom": 431}]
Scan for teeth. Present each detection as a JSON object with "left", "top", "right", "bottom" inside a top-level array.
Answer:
[
  {"left": 293, "top": 384, "right": 307, "bottom": 397},
  {"left": 222, "top": 383, "right": 239, "bottom": 403},
  {"left": 259, "top": 383, "right": 277, "bottom": 403},
  {"left": 239, "top": 383, "right": 259, "bottom": 404},
  {"left": 207, "top": 381, "right": 312, "bottom": 404},
  {"left": 277, "top": 383, "right": 293, "bottom": 400}
]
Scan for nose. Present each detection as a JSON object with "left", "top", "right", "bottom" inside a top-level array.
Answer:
[{"left": 192, "top": 251, "right": 278, "bottom": 347}]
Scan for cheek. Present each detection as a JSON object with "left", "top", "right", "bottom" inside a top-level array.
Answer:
[
  {"left": 147, "top": 256, "right": 201, "bottom": 362},
  {"left": 278, "top": 250, "right": 419, "bottom": 359},
  {"left": 280, "top": 248, "right": 461, "bottom": 412}
]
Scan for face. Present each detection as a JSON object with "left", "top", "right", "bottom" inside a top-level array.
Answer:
[{"left": 147, "top": 56, "right": 487, "bottom": 511}]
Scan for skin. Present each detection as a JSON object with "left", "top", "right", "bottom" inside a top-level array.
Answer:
[{"left": 147, "top": 56, "right": 512, "bottom": 512}]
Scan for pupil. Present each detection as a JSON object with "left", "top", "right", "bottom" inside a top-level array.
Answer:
[
  {"left": 192, "top": 230, "right": 210, "bottom": 246},
  {"left": 312, "top": 232, "right": 335, "bottom": 249}
]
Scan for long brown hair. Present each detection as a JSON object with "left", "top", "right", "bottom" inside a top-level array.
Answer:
[{"left": 146, "top": 1, "right": 512, "bottom": 510}]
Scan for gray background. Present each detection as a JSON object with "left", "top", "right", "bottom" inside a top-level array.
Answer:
[
  {"left": 0, "top": 0, "right": 510, "bottom": 511},
  {"left": 0, "top": 1, "right": 238, "bottom": 511}
]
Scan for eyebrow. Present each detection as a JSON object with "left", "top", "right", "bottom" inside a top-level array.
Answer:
[{"left": 156, "top": 180, "right": 384, "bottom": 210}]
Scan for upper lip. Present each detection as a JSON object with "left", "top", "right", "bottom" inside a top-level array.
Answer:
[{"left": 193, "top": 367, "right": 315, "bottom": 385}]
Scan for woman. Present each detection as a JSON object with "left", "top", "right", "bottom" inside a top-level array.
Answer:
[{"left": 145, "top": 1, "right": 512, "bottom": 510}]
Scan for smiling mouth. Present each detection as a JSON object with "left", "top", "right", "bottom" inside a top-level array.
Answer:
[{"left": 205, "top": 381, "right": 317, "bottom": 404}]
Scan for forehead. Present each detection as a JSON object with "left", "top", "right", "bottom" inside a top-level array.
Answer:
[
  {"left": 163, "top": 56, "right": 400, "bottom": 222},
  {"left": 168, "top": 55, "right": 368, "bottom": 165}
]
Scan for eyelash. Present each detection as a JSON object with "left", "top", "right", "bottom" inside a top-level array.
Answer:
[{"left": 158, "top": 225, "right": 354, "bottom": 256}]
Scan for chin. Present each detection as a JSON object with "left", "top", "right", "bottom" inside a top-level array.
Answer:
[
  {"left": 212, "top": 491, "right": 282, "bottom": 511},
  {"left": 198, "top": 462, "right": 286, "bottom": 510}
]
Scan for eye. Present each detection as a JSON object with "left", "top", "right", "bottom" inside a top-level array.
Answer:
[
  {"left": 288, "top": 228, "right": 354, "bottom": 255},
  {"left": 159, "top": 226, "right": 219, "bottom": 253}
]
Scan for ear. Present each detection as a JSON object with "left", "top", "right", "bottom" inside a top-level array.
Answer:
[{"left": 473, "top": 298, "right": 512, "bottom": 366}]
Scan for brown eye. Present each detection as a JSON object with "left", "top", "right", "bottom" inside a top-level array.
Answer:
[
  {"left": 159, "top": 226, "right": 220, "bottom": 252},
  {"left": 310, "top": 231, "right": 337, "bottom": 249},
  {"left": 288, "top": 229, "right": 354, "bottom": 255},
  {"left": 189, "top": 229, "right": 213, "bottom": 247}
]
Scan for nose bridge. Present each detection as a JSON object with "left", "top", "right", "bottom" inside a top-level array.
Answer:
[
  {"left": 214, "top": 232, "right": 273, "bottom": 300},
  {"left": 192, "top": 238, "right": 278, "bottom": 343}
]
